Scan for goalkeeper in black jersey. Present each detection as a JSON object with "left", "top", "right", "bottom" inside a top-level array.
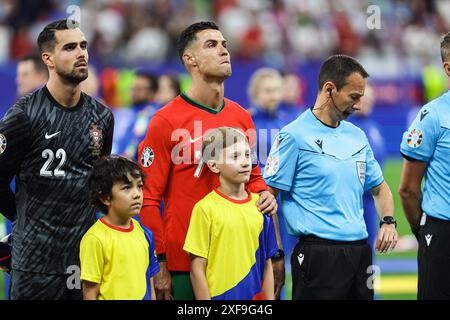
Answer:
[{"left": 0, "top": 19, "right": 114, "bottom": 300}]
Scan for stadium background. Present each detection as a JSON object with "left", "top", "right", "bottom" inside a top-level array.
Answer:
[{"left": 1, "top": 0, "right": 449, "bottom": 300}]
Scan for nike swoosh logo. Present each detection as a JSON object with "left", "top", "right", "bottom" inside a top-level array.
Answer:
[
  {"left": 189, "top": 136, "right": 204, "bottom": 144},
  {"left": 45, "top": 131, "right": 61, "bottom": 139}
]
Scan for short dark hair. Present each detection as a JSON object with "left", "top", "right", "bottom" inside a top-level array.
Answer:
[
  {"left": 37, "top": 19, "right": 80, "bottom": 53},
  {"left": 135, "top": 71, "right": 159, "bottom": 93},
  {"left": 177, "top": 21, "right": 219, "bottom": 63},
  {"left": 440, "top": 32, "right": 450, "bottom": 63},
  {"left": 318, "top": 55, "right": 369, "bottom": 91},
  {"left": 20, "top": 53, "right": 49, "bottom": 76},
  {"left": 87, "top": 155, "right": 145, "bottom": 214}
]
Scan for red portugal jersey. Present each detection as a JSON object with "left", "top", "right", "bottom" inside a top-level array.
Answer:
[{"left": 138, "top": 93, "right": 267, "bottom": 271}]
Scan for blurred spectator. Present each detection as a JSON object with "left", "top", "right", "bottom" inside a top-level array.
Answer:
[
  {"left": 279, "top": 71, "right": 304, "bottom": 118},
  {"left": 155, "top": 73, "right": 181, "bottom": 106},
  {"left": 247, "top": 67, "right": 295, "bottom": 167},
  {"left": 112, "top": 71, "right": 160, "bottom": 160},
  {"left": 15, "top": 53, "right": 48, "bottom": 97},
  {"left": 1, "top": 0, "right": 448, "bottom": 70}
]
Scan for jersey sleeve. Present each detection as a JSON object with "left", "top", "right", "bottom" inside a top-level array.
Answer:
[
  {"left": 400, "top": 106, "right": 439, "bottom": 162},
  {"left": 138, "top": 114, "right": 173, "bottom": 255},
  {"left": 0, "top": 103, "right": 32, "bottom": 221},
  {"left": 142, "top": 225, "right": 160, "bottom": 278},
  {"left": 243, "top": 111, "right": 268, "bottom": 193},
  {"left": 183, "top": 202, "right": 211, "bottom": 259},
  {"left": 79, "top": 233, "right": 104, "bottom": 284},
  {"left": 262, "top": 215, "right": 278, "bottom": 260},
  {"left": 364, "top": 142, "right": 384, "bottom": 191},
  {"left": 102, "top": 111, "right": 114, "bottom": 156},
  {"left": 263, "top": 132, "right": 299, "bottom": 192}
]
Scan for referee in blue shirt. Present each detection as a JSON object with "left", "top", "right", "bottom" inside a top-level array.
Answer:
[
  {"left": 399, "top": 32, "right": 450, "bottom": 300},
  {"left": 263, "top": 55, "right": 398, "bottom": 300}
]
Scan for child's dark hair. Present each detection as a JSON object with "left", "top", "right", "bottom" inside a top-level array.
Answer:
[{"left": 87, "top": 155, "right": 145, "bottom": 214}]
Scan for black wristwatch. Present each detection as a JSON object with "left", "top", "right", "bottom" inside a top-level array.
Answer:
[
  {"left": 380, "top": 216, "right": 397, "bottom": 228},
  {"left": 272, "top": 249, "right": 285, "bottom": 260}
]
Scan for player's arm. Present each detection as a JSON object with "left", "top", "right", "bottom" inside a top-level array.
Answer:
[
  {"left": 189, "top": 254, "right": 211, "bottom": 300},
  {"left": 398, "top": 106, "right": 438, "bottom": 238},
  {"left": 82, "top": 280, "right": 100, "bottom": 300},
  {"left": 398, "top": 158, "right": 427, "bottom": 236},
  {"left": 102, "top": 112, "right": 114, "bottom": 155},
  {"left": 139, "top": 114, "right": 174, "bottom": 300},
  {"left": 0, "top": 104, "right": 32, "bottom": 221},
  {"left": 262, "top": 259, "right": 275, "bottom": 300},
  {"left": 371, "top": 181, "right": 398, "bottom": 253},
  {"left": 150, "top": 278, "right": 156, "bottom": 300}
]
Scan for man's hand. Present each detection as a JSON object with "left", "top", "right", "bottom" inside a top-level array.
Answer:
[
  {"left": 376, "top": 224, "right": 398, "bottom": 253},
  {"left": 271, "top": 257, "right": 285, "bottom": 299},
  {"left": 154, "top": 261, "right": 173, "bottom": 300},
  {"left": 256, "top": 190, "right": 277, "bottom": 216}
]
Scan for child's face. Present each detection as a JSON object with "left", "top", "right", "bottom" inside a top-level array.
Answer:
[
  {"left": 108, "top": 173, "right": 143, "bottom": 218},
  {"left": 216, "top": 140, "right": 252, "bottom": 184}
]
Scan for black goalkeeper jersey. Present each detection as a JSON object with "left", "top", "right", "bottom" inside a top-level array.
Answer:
[{"left": 0, "top": 86, "right": 114, "bottom": 274}]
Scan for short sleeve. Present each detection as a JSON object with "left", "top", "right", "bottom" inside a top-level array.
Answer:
[
  {"left": 263, "top": 132, "right": 299, "bottom": 191},
  {"left": 263, "top": 215, "right": 278, "bottom": 260},
  {"left": 183, "top": 202, "right": 211, "bottom": 259},
  {"left": 400, "top": 106, "right": 439, "bottom": 162},
  {"left": 142, "top": 226, "right": 160, "bottom": 278},
  {"left": 364, "top": 143, "right": 384, "bottom": 191},
  {"left": 79, "top": 234, "right": 104, "bottom": 284}
]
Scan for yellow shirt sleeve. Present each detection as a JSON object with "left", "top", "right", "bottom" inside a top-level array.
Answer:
[
  {"left": 80, "top": 233, "right": 104, "bottom": 284},
  {"left": 183, "top": 202, "right": 211, "bottom": 259}
]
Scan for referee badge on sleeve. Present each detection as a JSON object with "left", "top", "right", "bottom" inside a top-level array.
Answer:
[
  {"left": 0, "top": 134, "right": 6, "bottom": 154},
  {"left": 356, "top": 161, "right": 366, "bottom": 186}
]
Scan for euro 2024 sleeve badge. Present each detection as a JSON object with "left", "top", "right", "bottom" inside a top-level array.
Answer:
[{"left": 141, "top": 147, "right": 155, "bottom": 168}]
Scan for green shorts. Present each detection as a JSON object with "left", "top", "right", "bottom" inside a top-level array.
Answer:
[{"left": 171, "top": 271, "right": 194, "bottom": 300}]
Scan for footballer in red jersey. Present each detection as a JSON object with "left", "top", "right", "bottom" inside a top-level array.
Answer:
[{"left": 138, "top": 22, "right": 282, "bottom": 300}]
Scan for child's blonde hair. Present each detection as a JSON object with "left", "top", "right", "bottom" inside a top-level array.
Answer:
[{"left": 201, "top": 127, "right": 248, "bottom": 162}]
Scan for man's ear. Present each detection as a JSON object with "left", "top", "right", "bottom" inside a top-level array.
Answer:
[
  {"left": 42, "top": 52, "right": 54, "bottom": 69},
  {"left": 182, "top": 51, "right": 197, "bottom": 68},
  {"left": 444, "top": 61, "right": 450, "bottom": 77},
  {"left": 206, "top": 159, "right": 220, "bottom": 174}
]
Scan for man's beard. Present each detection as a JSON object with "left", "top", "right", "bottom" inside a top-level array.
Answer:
[{"left": 56, "top": 66, "right": 88, "bottom": 84}]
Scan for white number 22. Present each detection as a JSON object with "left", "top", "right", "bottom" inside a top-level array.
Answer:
[{"left": 40, "top": 148, "right": 66, "bottom": 177}]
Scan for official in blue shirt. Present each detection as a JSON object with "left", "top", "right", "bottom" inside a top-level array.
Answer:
[
  {"left": 399, "top": 32, "right": 450, "bottom": 300},
  {"left": 264, "top": 55, "right": 398, "bottom": 300}
]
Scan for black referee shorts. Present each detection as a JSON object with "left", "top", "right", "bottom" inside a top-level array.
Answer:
[
  {"left": 291, "top": 235, "right": 374, "bottom": 300},
  {"left": 10, "top": 269, "right": 83, "bottom": 300},
  {"left": 418, "top": 214, "right": 450, "bottom": 300}
]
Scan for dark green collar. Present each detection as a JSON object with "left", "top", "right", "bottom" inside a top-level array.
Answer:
[{"left": 181, "top": 92, "right": 225, "bottom": 114}]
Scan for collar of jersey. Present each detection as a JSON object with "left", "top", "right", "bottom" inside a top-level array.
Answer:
[
  {"left": 43, "top": 85, "right": 85, "bottom": 111},
  {"left": 181, "top": 92, "right": 225, "bottom": 114},
  {"left": 309, "top": 107, "right": 341, "bottom": 129},
  {"left": 100, "top": 217, "right": 134, "bottom": 232},
  {"left": 213, "top": 187, "right": 252, "bottom": 204}
]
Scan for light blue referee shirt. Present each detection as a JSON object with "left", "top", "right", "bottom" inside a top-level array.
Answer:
[
  {"left": 400, "top": 90, "right": 450, "bottom": 220},
  {"left": 263, "top": 108, "right": 384, "bottom": 241}
]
